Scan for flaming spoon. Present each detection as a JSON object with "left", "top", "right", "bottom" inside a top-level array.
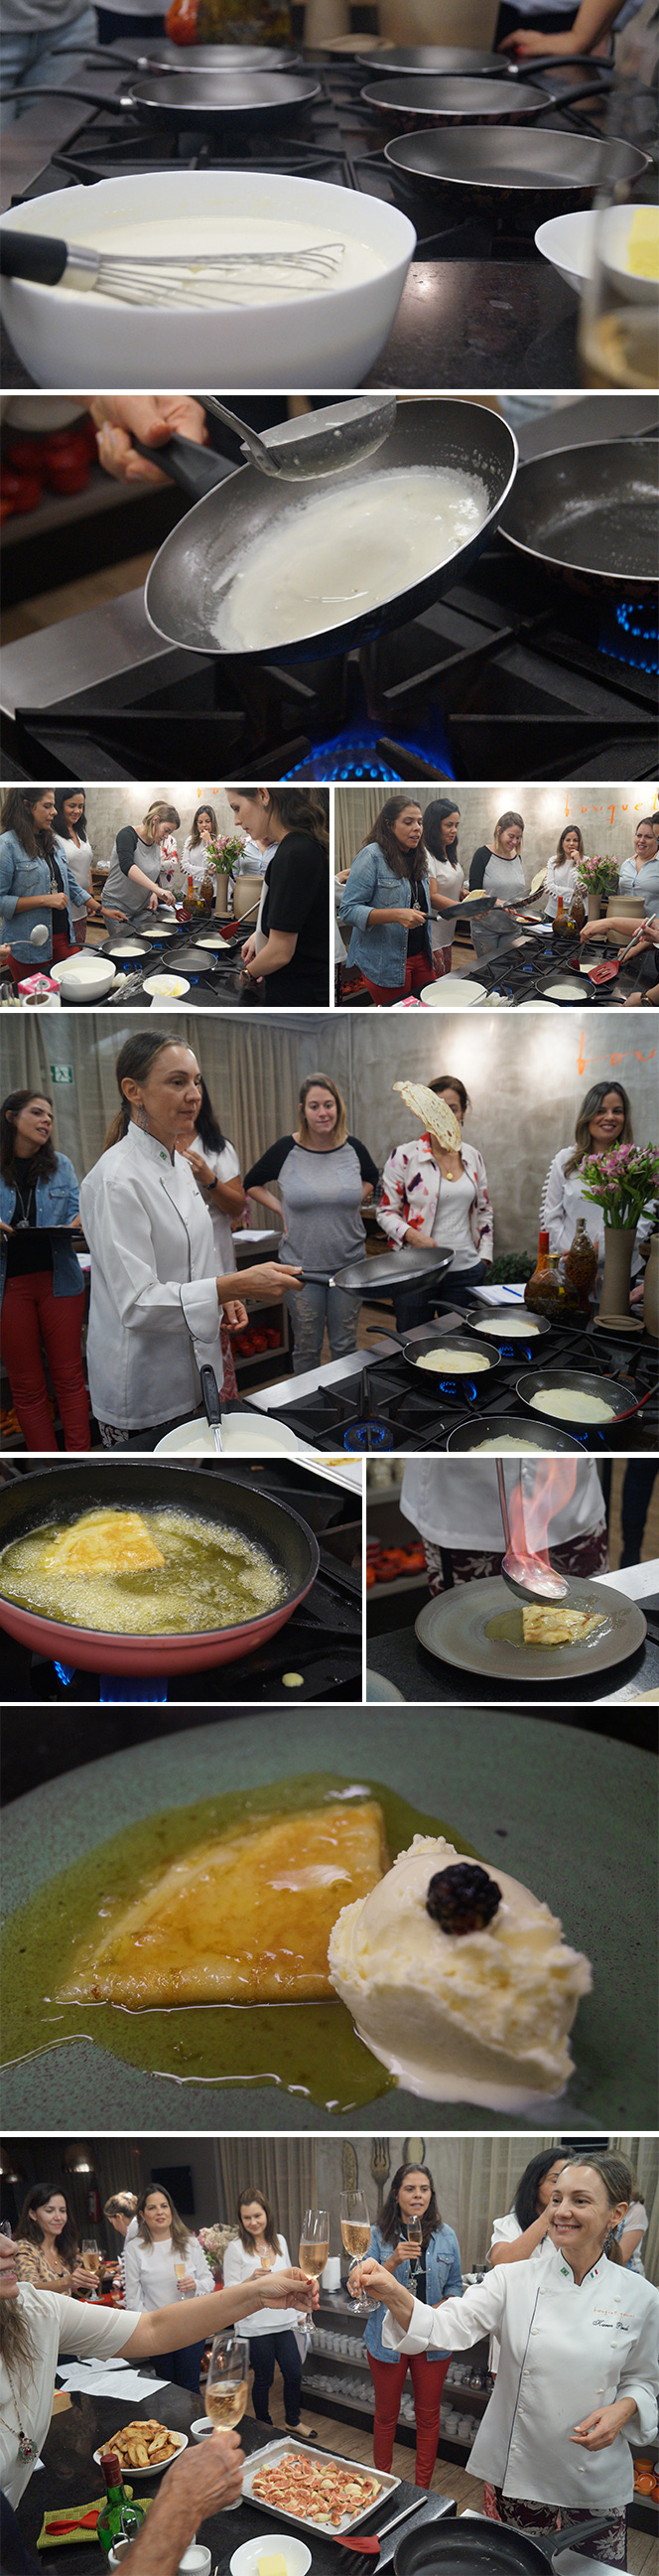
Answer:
[{"left": 496, "top": 1461, "right": 569, "bottom": 1604}]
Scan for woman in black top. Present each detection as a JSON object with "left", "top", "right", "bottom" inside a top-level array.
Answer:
[{"left": 226, "top": 788, "right": 330, "bottom": 1007}]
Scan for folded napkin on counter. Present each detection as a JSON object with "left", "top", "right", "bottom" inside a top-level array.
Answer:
[{"left": 37, "top": 2497, "right": 105, "bottom": 2548}]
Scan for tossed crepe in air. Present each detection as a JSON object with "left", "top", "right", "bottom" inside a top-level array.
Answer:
[
  {"left": 49, "top": 1509, "right": 166, "bottom": 1577},
  {"left": 61, "top": 1801, "right": 388, "bottom": 2006},
  {"left": 521, "top": 1603, "right": 606, "bottom": 1648},
  {"left": 393, "top": 1081, "right": 461, "bottom": 1151}
]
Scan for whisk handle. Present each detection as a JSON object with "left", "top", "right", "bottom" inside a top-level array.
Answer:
[
  {"left": 0, "top": 228, "right": 68, "bottom": 286},
  {"left": 131, "top": 432, "right": 236, "bottom": 499}
]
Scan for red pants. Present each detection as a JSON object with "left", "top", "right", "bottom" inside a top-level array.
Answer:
[
  {"left": 52, "top": 930, "right": 76, "bottom": 962},
  {"left": 367, "top": 2351, "right": 451, "bottom": 2488},
  {"left": 1, "top": 1273, "right": 90, "bottom": 1451},
  {"left": 363, "top": 951, "right": 445, "bottom": 1008}
]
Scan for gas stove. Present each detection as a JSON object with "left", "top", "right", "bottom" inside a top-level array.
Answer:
[
  {"left": 436, "top": 925, "right": 658, "bottom": 1007},
  {"left": 250, "top": 1317, "right": 659, "bottom": 1451},
  {"left": 3, "top": 531, "right": 658, "bottom": 784}
]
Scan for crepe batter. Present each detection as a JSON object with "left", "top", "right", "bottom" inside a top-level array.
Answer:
[
  {"left": 529, "top": 1387, "right": 615, "bottom": 1424},
  {"left": 212, "top": 467, "right": 489, "bottom": 650},
  {"left": 48, "top": 215, "right": 387, "bottom": 306},
  {"left": 417, "top": 1348, "right": 491, "bottom": 1373}
]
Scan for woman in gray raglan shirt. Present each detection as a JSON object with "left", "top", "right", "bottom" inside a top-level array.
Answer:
[{"left": 245, "top": 1071, "right": 378, "bottom": 1375}]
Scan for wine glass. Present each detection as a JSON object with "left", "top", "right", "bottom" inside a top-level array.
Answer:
[
  {"left": 298, "top": 2210, "right": 329, "bottom": 2343},
  {"left": 203, "top": 2335, "right": 249, "bottom": 2510},
  {"left": 339, "top": 2191, "right": 372, "bottom": 2316},
  {"left": 79, "top": 2241, "right": 100, "bottom": 2298},
  {"left": 403, "top": 2218, "right": 423, "bottom": 2256},
  {"left": 173, "top": 2257, "right": 189, "bottom": 2294}
]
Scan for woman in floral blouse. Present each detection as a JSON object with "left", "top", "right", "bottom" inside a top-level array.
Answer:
[
  {"left": 378, "top": 1073, "right": 492, "bottom": 1333},
  {"left": 13, "top": 2187, "right": 90, "bottom": 2297}
]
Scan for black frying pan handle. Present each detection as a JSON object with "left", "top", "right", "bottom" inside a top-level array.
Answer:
[
  {"left": 0, "top": 82, "right": 132, "bottom": 107},
  {"left": 199, "top": 1364, "right": 221, "bottom": 1428},
  {"left": 0, "top": 228, "right": 68, "bottom": 286},
  {"left": 131, "top": 433, "right": 236, "bottom": 498},
  {"left": 545, "top": 2522, "right": 618, "bottom": 2561}
]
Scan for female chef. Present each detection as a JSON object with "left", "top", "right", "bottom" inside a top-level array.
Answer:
[
  {"left": 350, "top": 2156, "right": 659, "bottom": 2568},
  {"left": 78, "top": 1032, "right": 302, "bottom": 1445}
]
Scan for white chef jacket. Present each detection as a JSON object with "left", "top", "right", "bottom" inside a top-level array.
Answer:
[
  {"left": 222, "top": 2234, "right": 304, "bottom": 2337},
  {"left": 400, "top": 1458, "right": 605, "bottom": 1550},
  {"left": 78, "top": 1122, "right": 224, "bottom": 1431},
  {"left": 0, "top": 2286, "right": 140, "bottom": 2508},
  {"left": 123, "top": 2233, "right": 211, "bottom": 2314},
  {"left": 539, "top": 1149, "right": 643, "bottom": 1283},
  {"left": 382, "top": 2251, "right": 659, "bottom": 2508}
]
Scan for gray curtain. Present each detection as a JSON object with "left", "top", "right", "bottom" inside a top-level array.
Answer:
[{"left": 215, "top": 2139, "right": 317, "bottom": 2267}]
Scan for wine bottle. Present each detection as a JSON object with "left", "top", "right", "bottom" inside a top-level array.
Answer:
[{"left": 96, "top": 2455, "right": 147, "bottom": 2559}]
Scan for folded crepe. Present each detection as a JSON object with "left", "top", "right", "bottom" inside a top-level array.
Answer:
[{"left": 393, "top": 1081, "right": 461, "bottom": 1151}]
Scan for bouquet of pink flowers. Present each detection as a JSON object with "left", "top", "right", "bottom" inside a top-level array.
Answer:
[
  {"left": 576, "top": 853, "right": 619, "bottom": 896},
  {"left": 198, "top": 2222, "right": 239, "bottom": 2280},
  {"left": 205, "top": 829, "right": 247, "bottom": 878},
  {"left": 581, "top": 1141, "right": 659, "bottom": 1229}
]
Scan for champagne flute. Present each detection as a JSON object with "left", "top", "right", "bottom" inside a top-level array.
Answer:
[
  {"left": 173, "top": 2257, "right": 188, "bottom": 2294},
  {"left": 403, "top": 2218, "right": 423, "bottom": 2255},
  {"left": 339, "top": 2191, "right": 372, "bottom": 2316},
  {"left": 79, "top": 2241, "right": 100, "bottom": 2298},
  {"left": 203, "top": 2334, "right": 249, "bottom": 2510},
  {"left": 298, "top": 2210, "right": 329, "bottom": 2344}
]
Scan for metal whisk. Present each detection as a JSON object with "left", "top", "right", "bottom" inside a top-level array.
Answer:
[{"left": 0, "top": 226, "right": 347, "bottom": 307}]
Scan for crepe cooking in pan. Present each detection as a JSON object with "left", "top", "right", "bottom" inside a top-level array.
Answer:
[{"left": 393, "top": 1079, "right": 461, "bottom": 1148}]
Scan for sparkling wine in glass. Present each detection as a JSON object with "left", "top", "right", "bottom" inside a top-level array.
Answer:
[
  {"left": 404, "top": 2218, "right": 423, "bottom": 2255},
  {"left": 339, "top": 2191, "right": 372, "bottom": 2315},
  {"left": 204, "top": 2335, "right": 249, "bottom": 2509},
  {"left": 79, "top": 2241, "right": 100, "bottom": 2297},
  {"left": 298, "top": 2210, "right": 329, "bottom": 2342},
  {"left": 173, "top": 2258, "right": 188, "bottom": 2292}
]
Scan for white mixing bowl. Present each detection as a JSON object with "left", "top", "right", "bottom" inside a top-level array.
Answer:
[{"left": 0, "top": 170, "right": 416, "bottom": 390}]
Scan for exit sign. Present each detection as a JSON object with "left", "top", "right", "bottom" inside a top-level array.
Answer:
[{"left": 50, "top": 1064, "right": 73, "bottom": 1084}]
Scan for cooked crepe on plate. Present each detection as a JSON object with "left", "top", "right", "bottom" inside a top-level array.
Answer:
[{"left": 521, "top": 1603, "right": 606, "bottom": 1648}]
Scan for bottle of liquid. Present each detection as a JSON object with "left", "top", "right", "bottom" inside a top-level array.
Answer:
[
  {"left": 552, "top": 895, "right": 572, "bottom": 941},
  {"left": 96, "top": 2456, "right": 147, "bottom": 2559},
  {"left": 569, "top": 885, "right": 586, "bottom": 933},
  {"left": 563, "top": 1216, "right": 597, "bottom": 1312},
  {"left": 182, "top": 871, "right": 200, "bottom": 923},
  {"left": 200, "top": 868, "right": 215, "bottom": 914},
  {"left": 524, "top": 1231, "right": 580, "bottom": 1320}
]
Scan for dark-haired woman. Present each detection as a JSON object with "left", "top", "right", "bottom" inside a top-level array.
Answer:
[
  {"left": 423, "top": 800, "right": 464, "bottom": 977},
  {"left": 78, "top": 1034, "right": 302, "bottom": 1443},
  {"left": 182, "top": 804, "right": 217, "bottom": 891},
  {"left": 223, "top": 2191, "right": 311, "bottom": 2434},
  {"left": 542, "top": 824, "right": 585, "bottom": 922},
  {"left": 53, "top": 787, "right": 94, "bottom": 948},
  {"left": 354, "top": 2158, "right": 659, "bottom": 2569},
  {"left": 348, "top": 2164, "right": 461, "bottom": 2490},
  {"left": 469, "top": 810, "right": 526, "bottom": 907},
  {"left": 540, "top": 1082, "right": 646, "bottom": 1295},
  {"left": 177, "top": 1074, "right": 246, "bottom": 1402},
  {"left": 13, "top": 2188, "right": 90, "bottom": 2299},
  {"left": 124, "top": 2187, "right": 212, "bottom": 2394},
  {"left": 245, "top": 1072, "right": 378, "bottom": 1373},
  {"left": 338, "top": 798, "right": 456, "bottom": 1006},
  {"left": 378, "top": 1073, "right": 492, "bottom": 1333},
  {"left": 0, "top": 1088, "right": 89, "bottom": 1451},
  {"left": 489, "top": 2153, "right": 569, "bottom": 2272},
  {"left": 226, "top": 788, "right": 330, "bottom": 1006},
  {"left": 0, "top": 787, "right": 105, "bottom": 976}
]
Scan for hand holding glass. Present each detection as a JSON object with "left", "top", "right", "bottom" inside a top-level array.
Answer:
[
  {"left": 204, "top": 2335, "right": 249, "bottom": 2508},
  {"left": 299, "top": 2211, "right": 329, "bottom": 2342},
  {"left": 340, "top": 2192, "right": 372, "bottom": 2314}
]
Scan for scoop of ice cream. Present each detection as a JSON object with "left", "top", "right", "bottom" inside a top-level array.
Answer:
[{"left": 328, "top": 1833, "right": 592, "bottom": 2110}]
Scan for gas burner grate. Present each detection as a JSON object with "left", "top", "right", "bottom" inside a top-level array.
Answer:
[{"left": 599, "top": 598, "right": 659, "bottom": 678}]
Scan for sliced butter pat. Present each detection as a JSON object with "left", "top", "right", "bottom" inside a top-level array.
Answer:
[
  {"left": 258, "top": 2556, "right": 290, "bottom": 2574},
  {"left": 626, "top": 208, "right": 659, "bottom": 281}
]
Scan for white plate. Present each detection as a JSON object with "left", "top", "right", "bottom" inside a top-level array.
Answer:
[
  {"left": 93, "top": 2431, "right": 188, "bottom": 2479},
  {"left": 516, "top": 998, "right": 559, "bottom": 1009},
  {"left": 230, "top": 2541, "right": 312, "bottom": 2576},
  {"left": 535, "top": 204, "right": 659, "bottom": 300},
  {"left": 142, "top": 973, "right": 191, "bottom": 999},
  {"left": 420, "top": 979, "right": 487, "bottom": 1008},
  {"left": 155, "top": 1416, "right": 305, "bottom": 1457}
]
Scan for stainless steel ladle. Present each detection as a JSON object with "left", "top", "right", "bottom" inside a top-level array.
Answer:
[
  {"left": 496, "top": 1460, "right": 568, "bottom": 1604},
  {"left": 203, "top": 394, "right": 397, "bottom": 482}
]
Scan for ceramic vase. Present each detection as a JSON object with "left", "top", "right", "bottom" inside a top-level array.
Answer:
[{"left": 598, "top": 1224, "right": 636, "bottom": 1322}]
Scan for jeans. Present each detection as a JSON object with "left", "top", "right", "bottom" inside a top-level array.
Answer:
[
  {"left": 286, "top": 1280, "right": 361, "bottom": 1375},
  {"left": 366, "top": 2351, "right": 450, "bottom": 2489},
  {"left": 393, "top": 1258, "right": 486, "bottom": 1337},
  {"left": 152, "top": 2341, "right": 205, "bottom": 2395},
  {"left": 249, "top": 2329, "right": 303, "bottom": 2427},
  {"left": 1, "top": 9, "right": 97, "bottom": 122}
]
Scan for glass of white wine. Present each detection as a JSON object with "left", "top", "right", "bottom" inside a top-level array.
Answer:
[
  {"left": 203, "top": 2334, "right": 249, "bottom": 2509},
  {"left": 339, "top": 2190, "right": 372, "bottom": 2315},
  {"left": 80, "top": 2241, "right": 100, "bottom": 2298},
  {"left": 298, "top": 2209, "right": 329, "bottom": 2343},
  {"left": 173, "top": 2258, "right": 188, "bottom": 2294},
  {"left": 403, "top": 2217, "right": 423, "bottom": 2256}
]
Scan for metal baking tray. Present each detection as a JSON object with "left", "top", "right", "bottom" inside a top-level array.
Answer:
[{"left": 242, "top": 2438, "right": 400, "bottom": 2533}]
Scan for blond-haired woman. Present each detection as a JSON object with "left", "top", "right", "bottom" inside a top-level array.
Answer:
[
  {"left": 101, "top": 801, "right": 181, "bottom": 922},
  {"left": 245, "top": 1072, "right": 378, "bottom": 1373},
  {"left": 123, "top": 2186, "right": 211, "bottom": 2394},
  {"left": 468, "top": 810, "right": 526, "bottom": 906}
]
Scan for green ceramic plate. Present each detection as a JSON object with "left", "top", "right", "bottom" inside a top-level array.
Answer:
[{"left": 2, "top": 1707, "right": 655, "bottom": 2131}]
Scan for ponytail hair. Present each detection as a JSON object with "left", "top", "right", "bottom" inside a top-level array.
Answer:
[
  {"left": 231, "top": 787, "right": 330, "bottom": 855},
  {"left": 103, "top": 1032, "right": 188, "bottom": 1150}
]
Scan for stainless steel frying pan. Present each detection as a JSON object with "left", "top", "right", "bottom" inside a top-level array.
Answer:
[
  {"left": 142, "top": 399, "right": 518, "bottom": 665},
  {"left": 500, "top": 433, "right": 659, "bottom": 592},
  {"left": 383, "top": 127, "right": 649, "bottom": 234}
]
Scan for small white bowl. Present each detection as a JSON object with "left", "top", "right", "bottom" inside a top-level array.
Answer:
[
  {"left": 191, "top": 2416, "right": 214, "bottom": 2441},
  {"left": 535, "top": 204, "right": 658, "bottom": 300},
  {"left": 230, "top": 2538, "right": 312, "bottom": 2576},
  {"left": 420, "top": 978, "right": 487, "bottom": 1008},
  {"left": 93, "top": 2432, "right": 188, "bottom": 2480},
  {"left": 142, "top": 972, "right": 191, "bottom": 999},
  {"left": 0, "top": 170, "right": 415, "bottom": 391}
]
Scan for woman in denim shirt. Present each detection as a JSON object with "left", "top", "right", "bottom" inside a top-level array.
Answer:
[
  {"left": 0, "top": 1089, "right": 89, "bottom": 1450},
  {"left": 0, "top": 786, "right": 108, "bottom": 975},
  {"left": 348, "top": 2162, "right": 461, "bottom": 2488},
  {"left": 338, "top": 798, "right": 457, "bottom": 1006}
]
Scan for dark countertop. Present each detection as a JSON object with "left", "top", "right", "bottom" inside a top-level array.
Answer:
[
  {"left": 16, "top": 2388, "right": 455, "bottom": 2572},
  {"left": 368, "top": 1612, "right": 659, "bottom": 1728}
]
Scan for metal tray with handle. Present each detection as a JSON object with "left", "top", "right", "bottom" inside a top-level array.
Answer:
[{"left": 240, "top": 2436, "right": 400, "bottom": 2534}]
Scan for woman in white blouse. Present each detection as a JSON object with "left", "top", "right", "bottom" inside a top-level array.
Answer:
[
  {"left": 53, "top": 788, "right": 94, "bottom": 946},
  {"left": 177, "top": 1073, "right": 245, "bottom": 1402},
  {"left": 123, "top": 2187, "right": 212, "bottom": 2393},
  {"left": 352, "top": 2155, "right": 659, "bottom": 2569},
  {"left": 78, "top": 1031, "right": 302, "bottom": 1443},
  {"left": 542, "top": 824, "right": 585, "bottom": 922},
  {"left": 539, "top": 1080, "right": 644, "bottom": 1295},
  {"left": 223, "top": 2191, "right": 312, "bottom": 2436},
  {"left": 422, "top": 800, "right": 464, "bottom": 975}
]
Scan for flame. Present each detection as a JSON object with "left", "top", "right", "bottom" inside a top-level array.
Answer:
[{"left": 507, "top": 1459, "right": 579, "bottom": 1580}]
